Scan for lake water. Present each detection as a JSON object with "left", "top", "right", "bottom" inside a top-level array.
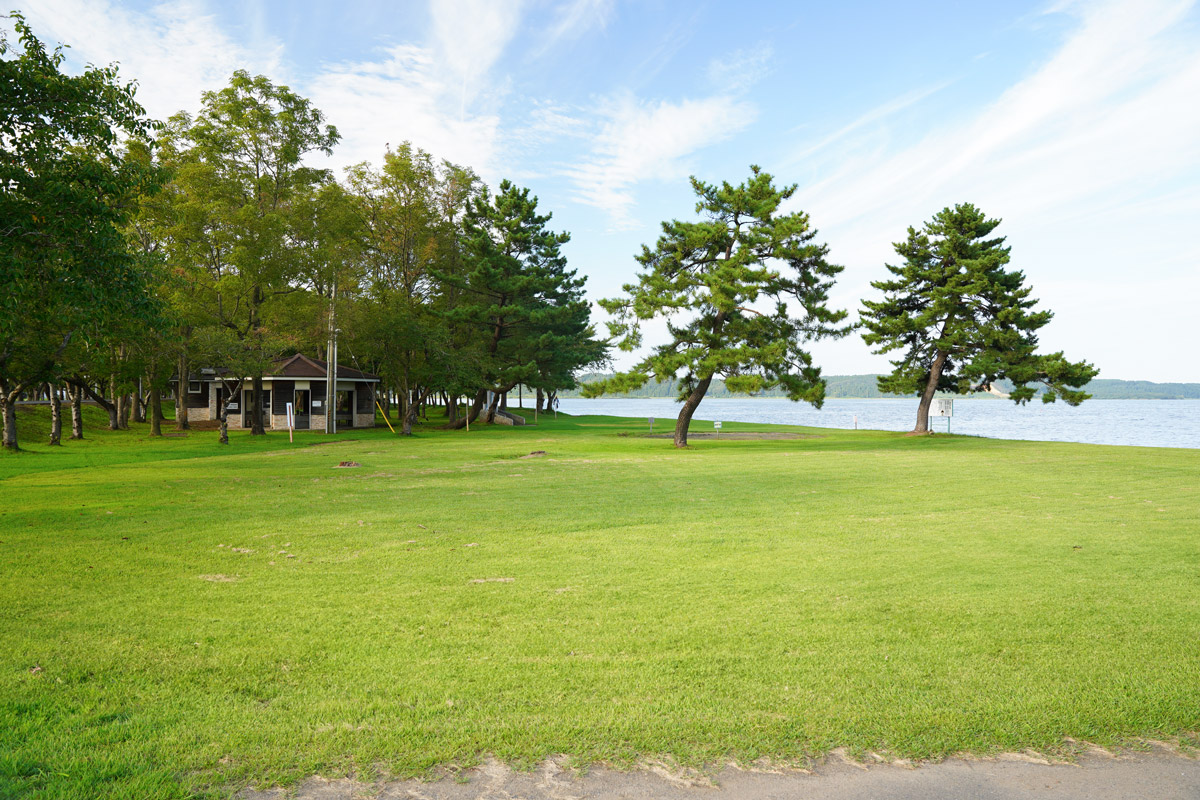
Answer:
[{"left": 545, "top": 397, "right": 1200, "bottom": 449}]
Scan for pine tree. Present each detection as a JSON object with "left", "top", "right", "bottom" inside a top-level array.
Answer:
[
  {"left": 586, "top": 166, "right": 849, "bottom": 447},
  {"left": 439, "top": 180, "right": 601, "bottom": 426},
  {"left": 860, "top": 203, "right": 1098, "bottom": 433}
]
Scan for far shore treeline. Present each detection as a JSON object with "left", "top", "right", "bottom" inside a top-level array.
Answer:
[
  {"left": 2, "top": 15, "right": 1097, "bottom": 452},
  {"left": 562, "top": 374, "right": 1200, "bottom": 401}
]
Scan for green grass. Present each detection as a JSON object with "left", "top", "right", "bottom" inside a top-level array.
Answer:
[{"left": 2, "top": 404, "right": 1198, "bottom": 798}]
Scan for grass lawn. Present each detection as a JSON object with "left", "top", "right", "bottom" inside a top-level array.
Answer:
[{"left": 2, "top": 404, "right": 1198, "bottom": 798}]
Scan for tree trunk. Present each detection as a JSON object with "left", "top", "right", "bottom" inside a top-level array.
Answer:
[
  {"left": 398, "top": 383, "right": 410, "bottom": 424},
  {"left": 175, "top": 352, "right": 189, "bottom": 430},
  {"left": 109, "top": 375, "right": 122, "bottom": 430},
  {"left": 536, "top": 387, "right": 544, "bottom": 412},
  {"left": 70, "top": 385, "right": 83, "bottom": 440},
  {"left": 402, "top": 395, "right": 420, "bottom": 435},
  {"left": 483, "top": 391, "right": 501, "bottom": 423},
  {"left": 447, "top": 389, "right": 486, "bottom": 430},
  {"left": 914, "top": 349, "right": 949, "bottom": 433},
  {"left": 250, "top": 374, "right": 265, "bottom": 435},
  {"left": 217, "top": 382, "right": 240, "bottom": 445},
  {"left": 150, "top": 388, "right": 163, "bottom": 437},
  {"left": 673, "top": 375, "right": 714, "bottom": 448},
  {"left": 133, "top": 383, "right": 146, "bottom": 423},
  {"left": 103, "top": 394, "right": 119, "bottom": 430},
  {"left": 119, "top": 392, "right": 132, "bottom": 429},
  {"left": 0, "top": 380, "right": 19, "bottom": 452},
  {"left": 78, "top": 380, "right": 120, "bottom": 430},
  {"left": 48, "top": 384, "right": 62, "bottom": 446}
]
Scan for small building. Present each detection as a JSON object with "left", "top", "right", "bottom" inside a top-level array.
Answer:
[{"left": 178, "top": 354, "right": 379, "bottom": 431}]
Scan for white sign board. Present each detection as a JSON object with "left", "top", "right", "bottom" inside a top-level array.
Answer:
[
  {"left": 312, "top": 400, "right": 322, "bottom": 409},
  {"left": 931, "top": 398, "right": 953, "bottom": 417},
  {"left": 713, "top": 421, "right": 722, "bottom": 429}
]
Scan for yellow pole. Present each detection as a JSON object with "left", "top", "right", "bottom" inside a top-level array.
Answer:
[{"left": 376, "top": 401, "right": 396, "bottom": 434}]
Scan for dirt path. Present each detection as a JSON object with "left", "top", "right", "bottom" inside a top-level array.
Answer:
[
  {"left": 239, "top": 747, "right": 1200, "bottom": 799},
  {"left": 643, "top": 431, "right": 820, "bottom": 440}
]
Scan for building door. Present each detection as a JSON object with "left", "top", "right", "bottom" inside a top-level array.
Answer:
[
  {"left": 335, "top": 389, "right": 354, "bottom": 430},
  {"left": 294, "top": 389, "right": 310, "bottom": 429},
  {"left": 242, "top": 389, "right": 271, "bottom": 428}
]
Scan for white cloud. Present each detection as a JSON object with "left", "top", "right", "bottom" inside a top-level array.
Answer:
[
  {"left": 308, "top": 0, "right": 529, "bottom": 176},
  {"left": 16, "top": 0, "right": 284, "bottom": 122},
  {"left": 430, "top": 0, "right": 524, "bottom": 107},
  {"left": 785, "top": 81, "right": 951, "bottom": 164},
  {"left": 307, "top": 44, "right": 505, "bottom": 176},
  {"left": 788, "top": 0, "right": 1200, "bottom": 380},
  {"left": 563, "top": 94, "right": 757, "bottom": 229},
  {"left": 532, "top": 0, "right": 615, "bottom": 57},
  {"left": 707, "top": 45, "right": 773, "bottom": 93}
]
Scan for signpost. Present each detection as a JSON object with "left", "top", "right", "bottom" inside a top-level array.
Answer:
[
  {"left": 285, "top": 402, "right": 294, "bottom": 443},
  {"left": 714, "top": 420, "right": 722, "bottom": 439},
  {"left": 930, "top": 398, "right": 953, "bottom": 433},
  {"left": 648, "top": 416, "right": 654, "bottom": 433}
]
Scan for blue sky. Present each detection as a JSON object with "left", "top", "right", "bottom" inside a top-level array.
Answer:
[{"left": 18, "top": 0, "right": 1200, "bottom": 381}]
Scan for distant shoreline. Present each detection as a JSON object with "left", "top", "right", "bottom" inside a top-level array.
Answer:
[
  {"left": 556, "top": 395, "right": 1199, "bottom": 401},
  {"left": 559, "top": 374, "right": 1200, "bottom": 401}
]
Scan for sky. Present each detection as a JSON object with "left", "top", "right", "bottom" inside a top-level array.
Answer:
[{"left": 14, "top": 0, "right": 1200, "bottom": 381}]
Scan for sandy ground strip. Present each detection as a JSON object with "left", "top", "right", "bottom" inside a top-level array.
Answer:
[{"left": 238, "top": 745, "right": 1200, "bottom": 799}]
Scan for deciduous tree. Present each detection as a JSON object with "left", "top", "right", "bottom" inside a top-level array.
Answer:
[
  {"left": 0, "top": 14, "right": 161, "bottom": 450},
  {"left": 163, "top": 71, "right": 339, "bottom": 435}
]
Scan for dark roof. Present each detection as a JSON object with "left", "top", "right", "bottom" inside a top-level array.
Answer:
[{"left": 270, "top": 354, "right": 379, "bottom": 381}]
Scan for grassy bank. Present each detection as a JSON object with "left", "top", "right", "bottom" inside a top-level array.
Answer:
[{"left": 2, "top": 405, "right": 1198, "bottom": 798}]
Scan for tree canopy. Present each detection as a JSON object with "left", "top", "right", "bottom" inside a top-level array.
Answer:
[
  {"left": 0, "top": 13, "right": 164, "bottom": 450},
  {"left": 860, "top": 203, "right": 1098, "bottom": 432},
  {"left": 440, "top": 180, "right": 606, "bottom": 427}
]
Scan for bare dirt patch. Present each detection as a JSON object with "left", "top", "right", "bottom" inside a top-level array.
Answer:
[
  {"left": 198, "top": 574, "right": 237, "bottom": 582},
  {"left": 644, "top": 432, "right": 821, "bottom": 441}
]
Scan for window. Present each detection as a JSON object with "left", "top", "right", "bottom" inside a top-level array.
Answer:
[{"left": 188, "top": 381, "right": 203, "bottom": 394}]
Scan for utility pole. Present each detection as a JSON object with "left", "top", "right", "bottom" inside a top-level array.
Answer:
[{"left": 325, "top": 274, "right": 338, "bottom": 434}]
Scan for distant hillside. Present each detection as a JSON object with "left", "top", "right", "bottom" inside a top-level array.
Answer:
[
  {"left": 560, "top": 374, "right": 1200, "bottom": 400},
  {"left": 1081, "top": 379, "right": 1200, "bottom": 399}
]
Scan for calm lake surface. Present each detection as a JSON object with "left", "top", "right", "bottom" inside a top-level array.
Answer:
[{"left": 546, "top": 397, "right": 1200, "bottom": 449}]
